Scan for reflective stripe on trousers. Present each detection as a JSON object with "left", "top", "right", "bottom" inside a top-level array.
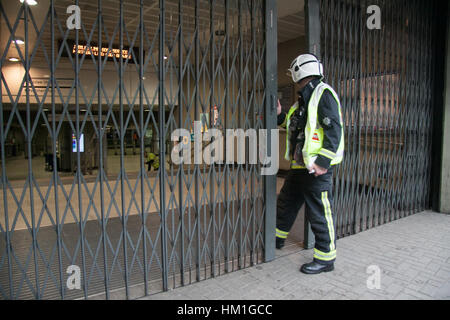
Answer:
[{"left": 275, "top": 170, "right": 337, "bottom": 265}]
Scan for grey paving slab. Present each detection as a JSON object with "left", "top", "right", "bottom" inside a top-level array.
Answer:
[{"left": 141, "top": 211, "right": 450, "bottom": 301}]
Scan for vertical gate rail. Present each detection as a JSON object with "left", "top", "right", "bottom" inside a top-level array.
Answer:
[
  {"left": 320, "top": 0, "right": 438, "bottom": 239},
  {"left": 0, "top": 0, "right": 269, "bottom": 300},
  {"left": 263, "top": 0, "right": 277, "bottom": 263}
]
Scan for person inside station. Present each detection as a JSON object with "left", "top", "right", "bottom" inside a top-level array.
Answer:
[
  {"left": 276, "top": 53, "right": 344, "bottom": 275},
  {"left": 145, "top": 151, "right": 160, "bottom": 172}
]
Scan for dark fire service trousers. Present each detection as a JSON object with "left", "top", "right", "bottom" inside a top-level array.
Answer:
[{"left": 276, "top": 168, "right": 337, "bottom": 265}]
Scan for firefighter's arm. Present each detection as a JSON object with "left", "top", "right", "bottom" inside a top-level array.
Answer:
[
  {"left": 278, "top": 112, "right": 287, "bottom": 128},
  {"left": 277, "top": 99, "right": 288, "bottom": 128},
  {"left": 315, "top": 90, "right": 342, "bottom": 170}
]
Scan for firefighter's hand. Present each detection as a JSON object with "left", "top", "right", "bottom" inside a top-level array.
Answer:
[
  {"left": 311, "top": 163, "right": 328, "bottom": 177},
  {"left": 277, "top": 99, "right": 282, "bottom": 116}
]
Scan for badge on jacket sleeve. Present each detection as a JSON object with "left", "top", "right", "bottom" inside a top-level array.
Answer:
[
  {"left": 323, "top": 117, "right": 332, "bottom": 127},
  {"left": 313, "top": 133, "right": 320, "bottom": 142}
]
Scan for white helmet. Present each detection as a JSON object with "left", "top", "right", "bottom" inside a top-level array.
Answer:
[{"left": 288, "top": 54, "right": 324, "bottom": 83}]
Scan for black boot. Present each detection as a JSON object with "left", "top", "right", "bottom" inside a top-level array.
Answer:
[
  {"left": 300, "top": 261, "right": 334, "bottom": 275},
  {"left": 276, "top": 238, "right": 285, "bottom": 250}
]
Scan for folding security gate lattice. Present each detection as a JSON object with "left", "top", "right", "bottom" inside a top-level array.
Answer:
[
  {"left": 1, "top": 0, "right": 443, "bottom": 301},
  {"left": 319, "top": 0, "right": 440, "bottom": 239},
  {"left": 0, "top": 0, "right": 277, "bottom": 300}
]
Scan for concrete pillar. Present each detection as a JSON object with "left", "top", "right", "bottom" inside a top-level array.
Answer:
[{"left": 440, "top": 10, "right": 450, "bottom": 214}]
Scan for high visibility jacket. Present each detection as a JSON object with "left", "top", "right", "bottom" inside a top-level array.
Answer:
[
  {"left": 147, "top": 153, "right": 160, "bottom": 170},
  {"left": 147, "top": 153, "right": 156, "bottom": 162},
  {"left": 280, "top": 82, "right": 344, "bottom": 170}
]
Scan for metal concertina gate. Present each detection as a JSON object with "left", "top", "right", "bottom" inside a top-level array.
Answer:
[
  {"left": 317, "top": 0, "right": 441, "bottom": 240},
  {"left": 0, "top": 0, "right": 278, "bottom": 300},
  {"left": 1, "top": 0, "right": 443, "bottom": 301}
]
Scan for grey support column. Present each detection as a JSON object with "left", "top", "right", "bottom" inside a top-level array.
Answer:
[{"left": 440, "top": 7, "right": 450, "bottom": 214}]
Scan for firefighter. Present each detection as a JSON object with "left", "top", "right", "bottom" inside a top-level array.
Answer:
[
  {"left": 145, "top": 151, "right": 160, "bottom": 172},
  {"left": 276, "top": 53, "right": 344, "bottom": 275}
]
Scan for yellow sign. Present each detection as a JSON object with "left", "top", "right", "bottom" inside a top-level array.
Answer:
[{"left": 72, "top": 44, "right": 132, "bottom": 60}]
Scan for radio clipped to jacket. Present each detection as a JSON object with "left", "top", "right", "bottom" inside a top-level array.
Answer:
[{"left": 288, "top": 99, "right": 308, "bottom": 166}]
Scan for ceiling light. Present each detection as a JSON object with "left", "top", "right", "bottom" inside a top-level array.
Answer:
[
  {"left": 9, "top": 57, "right": 20, "bottom": 62},
  {"left": 13, "top": 38, "right": 25, "bottom": 45},
  {"left": 20, "top": 0, "right": 38, "bottom": 5}
]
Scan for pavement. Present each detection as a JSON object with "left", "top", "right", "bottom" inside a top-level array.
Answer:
[{"left": 141, "top": 211, "right": 450, "bottom": 300}]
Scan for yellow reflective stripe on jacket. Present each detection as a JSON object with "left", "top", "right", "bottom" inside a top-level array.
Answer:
[
  {"left": 302, "top": 83, "right": 344, "bottom": 169},
  {"left": 322, "top": 191, "right": 335, "bottom": 252},
  {"left": 283, "top": 83, "right": 344, "bottom": 170},
  {"left": 276, "top": 228, "right": 289, "bottom": 239},
  {"left": 314, "top": 248, "right": 337, "bottom": 261},
  {"left": 291, "top": 163, "right": 305, "bottom": 170},
  {"left": 318, "top": 148, "right": 336, "bottom": 160}
]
